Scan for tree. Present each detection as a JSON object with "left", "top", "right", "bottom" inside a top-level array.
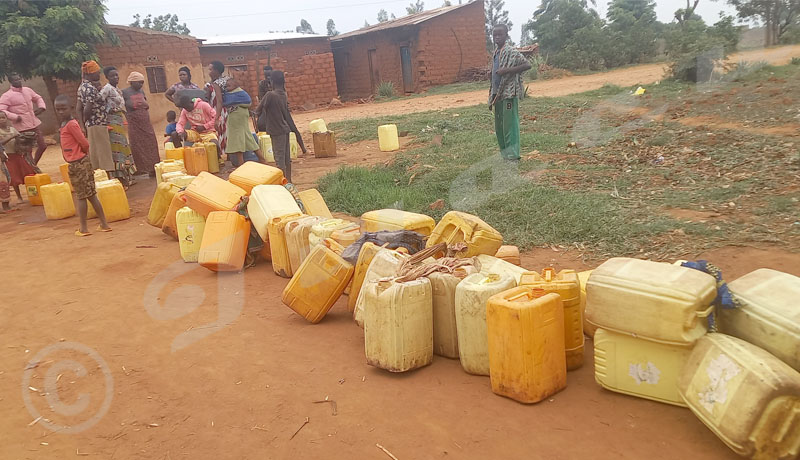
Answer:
[
  {"left": 726, "top": 0, "right": 800, "bottom": 46},
  {"left": 485, "top": 0, "right": 514, "bottom": 51},
  {"left": 296, "top": 19, "right": 315, "bottom": 34},
  {"left": 130, "top": 13, "right": 190, "bottom": 35},
  {"left": 526, "top": 0, "right": 602, "bottom": 67},
  {"left": 675, "top": 0, "right": 700, "bottom": 24},
  {"left": 0, "top": 0, "right": 111, "bottom": 106},
  {"left": 326, "top": 19, "right": 339, "bottom": 36},
  {"left": 364, "top": 20, "right": 371, "bottom": 28},
  {"left": 443, "top": 0, "right": 453, "bottom": 5},
  {"left": 378, "top": 9, "right": 389, "bottom": 22},
  {"left": 406, "top": 1, "right": 425, "bottom": 14},
  {"left": 606, "top": 0, "right": 659, "bottom": 66},
  {"left": 665, "top": 13, "right": 739, "bottom": 81}
]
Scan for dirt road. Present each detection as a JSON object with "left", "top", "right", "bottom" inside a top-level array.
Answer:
[{"left": 294, "top": 45, "right": 800, "bottom": 128}]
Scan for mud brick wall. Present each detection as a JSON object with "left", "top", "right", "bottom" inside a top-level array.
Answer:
[
  {"left": 332, "top": 29, "right": 413, "bottom": 99},
  {"left": 284, "top": 53, "right": 339, "bottom": 109}
]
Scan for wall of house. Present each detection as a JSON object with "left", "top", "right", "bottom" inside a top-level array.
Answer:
[
  {"left": 0, "top": 77, "right": 60, "bottom": 135},
  {"left": 199, "top": 38, "right": 338, "bottom": 110}
]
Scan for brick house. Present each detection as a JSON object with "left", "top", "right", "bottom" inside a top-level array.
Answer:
[
  {"left": 331, "top": 1, "right": 487, "bottom": 99},
  {"left": 199, "top": 33, "right": 338, "bottom": 110}
]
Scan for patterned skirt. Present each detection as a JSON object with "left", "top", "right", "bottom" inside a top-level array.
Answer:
[{"left": 107, "top": 111, "right": 137, "bottom": 184}]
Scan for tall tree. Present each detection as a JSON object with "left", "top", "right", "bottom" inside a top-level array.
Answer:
[
  {"left": 726, "top": 0, "right": 800, "bottom": 46},
  {"left": 525, "top": 0, "right": 605, "bottom": 70},
  {"left": 130, "top": 13, "right": 190, "bottom": 35},
  {"left": 443, "top": 0, "right": 453, "bottom": 5},
  {"left": 296, "top": 19, "right": 315, "bottom": 34},
  {"left": 485, "top": 0, "right": 514, "bottom": 51},
  {"left": 364, "top": 20, "right": 371, "bottom": 28},
  {"left": 378, "top": 9, "right": 389, "bottom": 22},
  {"left": 675, "top": 0, "right": 700, "bottom": 24},
  {"left": 406, "top": 1, "right": 425, "bottom": 14},
  {"left": 0, "top": 0, "right": 111, "bottom": 105},
  {"left": 326, "top": 19, "right": 339, "bottom": 36},
  {"left": 606, "top": 0, "right": 659, "bottom": 65}
]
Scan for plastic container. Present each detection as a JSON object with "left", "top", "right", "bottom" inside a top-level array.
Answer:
[
  {"left": 348, "top": 242, "right": 382, "bottom": 313},
  {"left": 360, "top": 209, "right": 436, "bottom": 236},
  {"left": 93, "top": 169, "right": 108, "bottom": 182},
  {"left": 258, "top": 134, "right": 274, "bottom": 163},
  {"left": 476, "top": 254, "right": 525, "bottom": 285},
  {"left": 309, "top": 118, "right": 328, "bottom": 133},
  {"left": 353, "top": 248, "right": 409, "bottom": 327},
  {"left": 147, "top": 182, "right": 181, "bottom": 228},
  {"left": 24, "top": 173, "right": 51, "bottom": 206},
  {"left": 364, "top": 278, "right": 433, "bottom": 372},
  {"left": 585, "top": 258, "right": 717, "bottom": 345},
  {"left": 495, "top": 245, "right": 521, "bottom": 266},
  {"left": 281, "top": 244, "right": 354, "bottom": 323},
  {"left": 59, "top": 164, "right": 73, "bottom": 191},
  {"left": 183, "top": 146, "right": 210, "bottom": 176},
  {"left": 155, "top": 159, "right": 185, "bottom": 185},
  {"left": 429, "top": 272, "right": 461, "bottom": 359},
  {"left": 289, "top": 132, "right": 299, "bottom": 159},
  {"left": 196, "top": 142, "right": 219, "bottom": 174},
  {"left": 164, "top": 141, "right": 174, "bottom": 150},
  {"left": 312, "top": 131, "right": 336, "bottom": 158},
  {"left": 723, "top": 269, "right": 800, "bottom": 371},
  {"left": 520, "top": 268, "right": 584, "bottom": 370},
  {"left": 298, "top": 189, "right": 333, "bottom": 218},
  {"left": 309, "top": 218, "right": 357, "bottom": 249},
  {"left": 40, "top": 182, "right": 75, "bottom": 220},
  {"left": 487, "top": 287, "right": 567, "bottom": 404},
  {"left": 198, "top": 211, "right": 249, "bottom": 272},
  {"left": 427, "top": 211, "right": 503, "bottom": 258},
  {"left": 678, "top": 333, "right": 800, "bottom": 459},
  {"left": 594, "top": 328, "right": 692, "bottom": 406},
  {"left": 184, "top": 171, "right": 246, "bottom": 218},
  {"left": 578, "top": 270, "right": 596, "bottom": 337},
  {"left": 268, "top": 212, "right": 304, "bottom": 278},
  {"left": 330, "top": 225, "right": 361, "bottom": 249},
  {"left": 247, "top": 184, "right": 302, "bottom": 241},
  {"left": 165, "top": 146, "right": 184, "bottom": 161},
  {"left": 378, "top": 124, "right": 399, "bottom": 152},
  {"left": 165, "top": 174, "right": 196, "bottom": 188},
  {"left": 228, "top": 162, "right": 284, "bottom": 194},
  {"left": 286, "top": 216, "right": 326, "bottom": 274},
  {"left": 455, "top": 273, "right": 516, "bottom": 376},
  {"left": 87, "top": 179, "right": 130, "bottom": 222},
  {"left": 162, "top": 191, "right": 187, "bottom": 240},
  {"left": 176, "top": 207, "right": 206, "bottom": 263}
]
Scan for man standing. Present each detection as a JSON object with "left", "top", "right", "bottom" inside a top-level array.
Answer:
[
  {"left": 489, "top": 25, "right": 531, "bottom": 161},
  {"left": 0, "top": 73, "right": 47, "bottom": 164}
]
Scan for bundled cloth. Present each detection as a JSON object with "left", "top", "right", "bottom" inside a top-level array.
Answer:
[
  {"left": 341, "top": 230, "right": 428, "bottom": 265},
  {"left": 680, "top": 260, "right": 742, "bottom": 331},
  {"left": 223, "top": 88, "right": 252, "bottom": 107},
  {"left": 393, "top": 242, "right": 479, "bottom": 283}
]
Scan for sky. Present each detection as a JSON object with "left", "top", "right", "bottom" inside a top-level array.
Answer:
[{"left": 104, "top": 0, "right": 739, "bottom": 42}]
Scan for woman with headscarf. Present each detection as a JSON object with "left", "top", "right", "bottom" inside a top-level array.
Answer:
[
  {"left": 123, "top": 71, "right": 161, "bottom": 176},
  {"left": 76, "top": 60, "right": 115, "bottom": 177},
  {"left": 164, "top": 66, "right": 199, "bottom": 104},
  {"left": 204, "top": 61, "right": 230, "bottom": 159},
  {"left": 100, "top": 66, "right": 136, "bottom": 187}
]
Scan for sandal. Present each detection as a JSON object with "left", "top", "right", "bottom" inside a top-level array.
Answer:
[
  {"left": 75, "top": 230, "right": 92, "bottom": 237},
  {"left": 97, "top": 225, "right": 113, "bottom": 232}
]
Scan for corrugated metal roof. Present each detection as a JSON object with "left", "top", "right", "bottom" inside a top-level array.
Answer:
[
  {"left": 332, "top": 2, "right": 475, "bottom": 40},
  {"left": 201, "top": 32, "right": 328, "bottom": 46},
  {"left": 108, "top": 24, "right": 199, "bottom": 41}
]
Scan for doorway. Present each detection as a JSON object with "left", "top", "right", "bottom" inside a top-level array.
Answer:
[
  {"left": 368, "top": 49, "right": 379, "bottom": 93},
  {"left": 400, "top": 46, "right": 413, "bottom": 93}
]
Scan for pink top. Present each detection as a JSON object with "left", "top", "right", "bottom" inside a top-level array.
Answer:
[
  {"left": 177, "top": 99, "right": 217, "bottom": 134},
  {"left": 0, "top": 86, "right": 46, "bottom": 131},
  {"left": 59, "top": 119, "right": 89, "bottom": 163}
]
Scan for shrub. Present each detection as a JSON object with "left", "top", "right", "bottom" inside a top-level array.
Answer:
[
  {"left": 376, "top": 81, "right": 395, "bottom": 99},
  {"left": 665, "top": 16, "right": 738, "bottom": 82},
  {"left": 792, "top": 57, "right": 800, "bottom": 65}
]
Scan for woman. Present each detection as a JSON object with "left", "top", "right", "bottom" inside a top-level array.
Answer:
[
  {"left": 122, "top": 72, "right": 161, "bottom": 176},
  {"left": 165, "top": 66, "right": 199, "bottom": 104},
  {"left": 205, "top": 61, "right": 230, "bottom": 159},
  {"left": 76, "top": 60, "right": 115, "bottom": 177},
  {"left": 100, "top": 66, "right": 137, "bottom": 187}
]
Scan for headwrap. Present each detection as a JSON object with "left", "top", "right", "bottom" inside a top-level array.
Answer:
[
  {"left": 81, "top": 60, "right": 101, "bottom": 75},
  {"left": 127, "top": 71, "right": 145, "bottom": 83}
]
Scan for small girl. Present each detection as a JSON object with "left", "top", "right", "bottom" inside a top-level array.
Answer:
[
  {"left": 221, "top": 78, "right": 262, "bottom": 166},
  {"left": 0, "top": 111, "right": 35, "bottom": 204}
]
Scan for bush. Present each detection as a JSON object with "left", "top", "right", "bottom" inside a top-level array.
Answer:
[
  {"left": 792, "top": 57, "right": 800, "bottom": 65},
  {"left": 527, "top": 54, "right": 546, "bottom": 80},
  {"left": 376, "top": 81, "right": 395, "bottom": 99},
  {"left": 723, "top": 61, "right": 770, "bottom": 81},
  {"left": 665, "top": 16, "right": 738, "bottom": 82}
]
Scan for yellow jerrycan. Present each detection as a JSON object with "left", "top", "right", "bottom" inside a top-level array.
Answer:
[
  {"left": 348, "top": 242, "right": 382, "bottom": 313},
  {"left": 309, "top": 118, "right": 327, "bottom": 133},
  {"left": 594, "top": 328, "right": 692, "bottom": 406},
  {"left": 268, "top": 212, "right": 304, "bottom": 278},
  {"left": 520, "top": 268, "right": 584, "bottom": 370},
  {"left": 24, "top": 173, "right": 51, "bottom": 206},
  {"left": 40, "top": 183, "right": 75, "bottom": 220},
  {"left": 289, "top": 132, "right": 299, "bottom": 159},
  {"left": 360, "top": 209, "right": 436, "bottom": 236},
  {"left": 198, "top": 211, "right": 249, "bottom": 272},
  {"left": 165, "top": 146, "right": 184, "bottom": 161},
  {"left": 155, "top": 159, "right": 185, "bottom": 185},
  {"left": 354, "top": 248, "right": 409, "bottom": 328},
  {"left": 363, "top": 278, "right": 433, "bottom": 372},
  {"left": 455, "top": 273, "right": 516, "bottom": 376},
  {"left": 309, "top": 218, "right": 355, "bottom": 248},
  {"left": 427, "top": 211, "right": 503, "bottom": 258},
  {"left": 183, "top": 146, "right": 209, "bottom": 176},
  {"left": 287, "top": 216, "right": 326, "bottom": 274},
  {"left": 476, "top": 254, "right": 525, "bottom": 285},
  {"left": 92, "top": 169, "right": 108, "bottom": 182},
  {"left": 176, "top": 207, "right": 206, "bottom": 263},
  {"left": 723, "top": 269, "right": 800, "bottom": 371},
  {"left": 147, "top": 182, "right": 181, "bottom": 228},
  {"left": 184, "top": 171, "right": 246, "bottom": 218},
  {"left": 258, "top": 134, "right": 274, "bottom": 163},
  {"left": 59, "top": 163, "right": 73, "bottom": 191},
  {"left": 678, "top": 333, "right": 800, "bottom": 460},
  {"left": 585, "top": 258, "right": 717, "bottom": 345},
  {"left": 196, "top": 141, "right": 219, "bottom": 174},
  {"left": 247, "top": 184, "right": 302, "bottom": 240},
  {"left": 162, "top": 191, "right": 187, "bottom": 240},
  {"left": 494, "top": 245, "right": 521, "bottom": 266},
  {"left": 228, "top": 162, "right": 284, "bottom": 194},
  {"left": 378, "top": 124, "right": 399, "bottom": 152},
  {"left": 577, "top": 270, "right": 596, "bottom": 337},
  {"left": 87, "top": 179, "right": 130, "bottom": 222},
  {"left": 330, "top": 225, "right": 361, "bottom": 249},
  {"left": 281, "top": 243, "right": 354, "bottom": 323},
  {"left": 298, "top": 189, "right": 333, "bottom": 219},
  {"left": 429, "top": 272, "right": 461, "bottom": 359},
  {"left": 487, "top": 287, "right": 567, "bottom": 404},
  {"left": 165, "top": 174, "right": 196, "bottom": 188}
]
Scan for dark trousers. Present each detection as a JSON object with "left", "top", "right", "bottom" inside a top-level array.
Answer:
[
  {"left": 272, "top": 132, "right": 291, "bottom": 183},
  {"left": 23, "top": 126, "right": 47, "bottom": 164}
]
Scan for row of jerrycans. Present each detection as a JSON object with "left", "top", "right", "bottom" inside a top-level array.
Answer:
[{"left": 584, "top": 258, "right": 800, "bottom": 460}]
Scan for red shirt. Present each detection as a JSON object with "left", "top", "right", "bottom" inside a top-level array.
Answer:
[{"left": 59, "top": 119, "right": 89, "bottom": 162}]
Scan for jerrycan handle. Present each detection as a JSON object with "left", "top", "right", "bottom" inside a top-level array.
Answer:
[
  {"left": 543, "top": 267, "right": 555, "bottom": 282},
  {"left": 507, "top": 290, "right": 533, "bottom": 302},
  {"left": 687, "top": 304, "right": 715, "bottom": 328}
]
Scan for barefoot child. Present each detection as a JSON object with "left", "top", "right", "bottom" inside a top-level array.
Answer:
[
  {"left": 54, "top": 95, "right": 112, "bottom": 236},
  {"left": 0, "top": 111, "right": 36, "bottom": 204},
  {"left": 165, "top": 110, "right": 181, "bottom": 147}
]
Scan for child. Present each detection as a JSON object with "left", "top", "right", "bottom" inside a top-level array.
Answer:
[
  {"left": 165, "top": 110, "right": 180, "bottom": 147},
  {"left": 221, "top": 78, "right": 261, "bottom": 166},
  {"left": 0, "top": 111, "right": 35, "bottom": 204},
  {"left": 260, "top": 70, "right": 307, "bottom": 183},
  {"left": 54, "top": 94, "right": 112, "bottom": 236}
]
